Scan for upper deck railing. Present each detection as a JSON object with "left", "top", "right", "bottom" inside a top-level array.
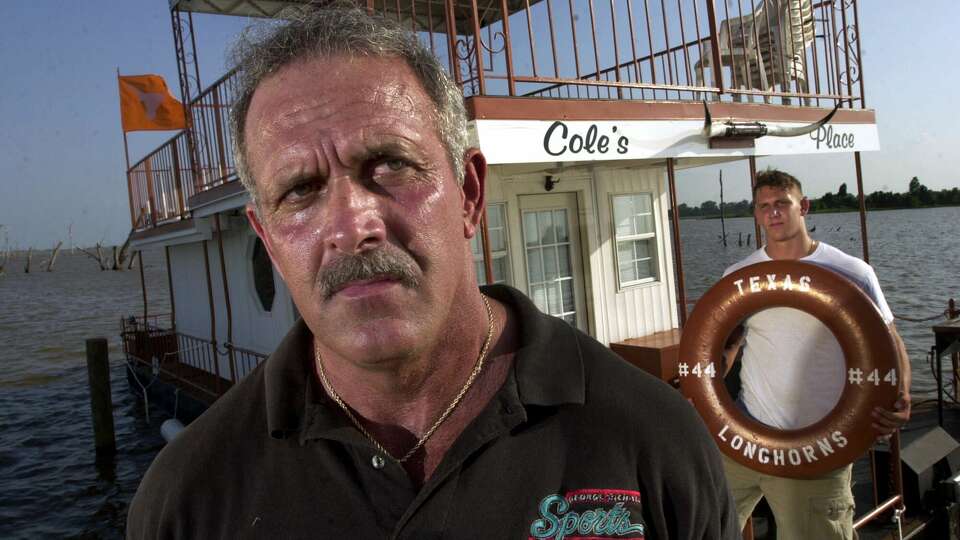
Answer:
[
  {"left": 128, "top": 68, "right": 240, "bottom": 229},
  {"left": 128, "top": 0, "right": 864, "bottom": 230}
]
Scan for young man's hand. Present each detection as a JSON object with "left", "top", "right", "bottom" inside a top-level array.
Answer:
[{"left": 872, "top": 390, "right": 911, "bottom": 439}]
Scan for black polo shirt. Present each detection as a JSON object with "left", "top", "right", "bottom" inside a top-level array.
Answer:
[{"left": 127, "top": 285, "right": 737, "bottom": 539}]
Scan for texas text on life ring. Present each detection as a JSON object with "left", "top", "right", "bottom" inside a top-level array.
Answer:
[{"left": 679, "top": 260, "right": 899, "bottom": 479}]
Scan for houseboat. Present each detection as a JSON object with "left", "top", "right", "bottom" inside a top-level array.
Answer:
[{"left": 119, "top": 1, "right": 960, "bottom": 537}]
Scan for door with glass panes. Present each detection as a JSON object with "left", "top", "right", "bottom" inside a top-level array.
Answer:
[
  {"left": 518, "top": 193, "right": 588, "bottom": 331},
  {"left": 470, "top": 203, "right": 511, "bottom": 285}
]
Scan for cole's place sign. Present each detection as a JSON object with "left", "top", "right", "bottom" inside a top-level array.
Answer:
[
  {"left": 471, "top": 119, "right": 879, "bottom": 164},
  {"left": 543, "top": 122, "right": 630, "bottom": 157}
]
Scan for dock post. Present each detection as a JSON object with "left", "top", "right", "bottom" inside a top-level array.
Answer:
[{"left": 86, "top": 338, "right": 116, "bottom": 460}]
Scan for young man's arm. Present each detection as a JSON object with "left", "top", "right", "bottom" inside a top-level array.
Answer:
[
  {"left": 871, "top": 322, "right": 911, "bottom": 436},
  {"left": 722, "top": 324, "right": 746, "bottom": 376}
]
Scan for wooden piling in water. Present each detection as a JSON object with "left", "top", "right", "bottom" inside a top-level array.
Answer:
[{"left": 85, "top": 338, "right": 116, "bottom": 460}]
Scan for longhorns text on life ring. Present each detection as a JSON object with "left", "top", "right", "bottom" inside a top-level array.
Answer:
[{"left": 679, "top": 260, "right": 899, "bottom": 478}]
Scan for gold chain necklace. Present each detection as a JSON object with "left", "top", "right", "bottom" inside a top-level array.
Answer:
[{"left": 315, "top": 294, "right": 495, "bottom": 464}]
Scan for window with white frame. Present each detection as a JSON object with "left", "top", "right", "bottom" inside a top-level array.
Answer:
[
  {"left": 470, "top": 203, "right": 512, "bottom": 285},
  {"left": 612, "top": 193, "right": 659, "bottom": 287}
]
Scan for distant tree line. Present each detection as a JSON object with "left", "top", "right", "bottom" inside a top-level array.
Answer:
[
  {"left": 678, "top": 177, "right": 960, "bottom": 218},
  {"left": 677, "top": 199, "right": 753, "bottom": 218}
]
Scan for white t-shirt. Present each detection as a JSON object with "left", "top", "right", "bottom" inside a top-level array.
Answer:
[{"left": 722, "top": 242, "right": 894, "bottom": 429}]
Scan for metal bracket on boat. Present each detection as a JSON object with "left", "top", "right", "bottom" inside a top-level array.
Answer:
[
  {"left": 701, "top": 100, "right": 840, "bottom": 149},
  {"left": 892, "top": 506, "right": 904, "bottom": 540}
]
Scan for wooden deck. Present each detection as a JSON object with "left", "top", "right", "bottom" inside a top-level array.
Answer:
[{"left": 121, "top": 321, "right": 267, "bottom": 404}]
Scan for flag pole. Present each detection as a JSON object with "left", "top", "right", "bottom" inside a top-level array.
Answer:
[{"left": 118, "top": 69, "right": 136, "bottom": 228}]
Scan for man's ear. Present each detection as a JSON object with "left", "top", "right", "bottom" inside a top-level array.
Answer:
[
  {"left": 800, "top": 196, "right": 811, "bottom": 216},
  {"left": 460, "top": 148, "right": 487, "bottom": 240},
  {"left": 245, "top": 202, "right": 285, "bottom": 281}
]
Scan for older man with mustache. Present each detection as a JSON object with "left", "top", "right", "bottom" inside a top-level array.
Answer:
[{"left": 127, "top": 6, "right": 737, "bottom": 540}]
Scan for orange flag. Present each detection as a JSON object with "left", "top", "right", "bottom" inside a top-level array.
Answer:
[{"left": 118, "top": 74, "right": 187, "bottom": 132}]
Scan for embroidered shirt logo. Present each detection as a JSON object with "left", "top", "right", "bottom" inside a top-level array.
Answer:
[{"left": 529, "top": 489, "right": 646, "bottom": 540}]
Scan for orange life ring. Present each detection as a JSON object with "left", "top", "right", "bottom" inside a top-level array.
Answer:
[{"left": 679, "top": 260, "right": 899, "bottom": 478}]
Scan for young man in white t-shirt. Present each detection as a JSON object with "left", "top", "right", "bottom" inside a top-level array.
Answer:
[{"left": 721, "top": 169, "right": 911, "bottom": 539}]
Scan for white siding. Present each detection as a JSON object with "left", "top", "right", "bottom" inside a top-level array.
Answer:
[
  {"left": 218, "top": 223, "right": 296, "bottom": 359},
  {"left": 168, "top": 216, "right": 296, "bottom": 378},
  {"left": 592, "top": 166, "right": 679, "bottom": 343},
  {"left": 168, "top": 240, "right": 231, "bottom": 377},
  {"left": 485, "top": 163, "right": 679, "bottom": 345},
  {"left": 168, "top": 242, "right": 212, "bottom": 341}
]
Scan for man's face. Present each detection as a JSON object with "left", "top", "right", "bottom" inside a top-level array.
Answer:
[
  {"left": 243, "top": 55, "right": 484, "bottom": 364},
  {"left": 754, "top": 185, "right": 809, "bottom": 243}
]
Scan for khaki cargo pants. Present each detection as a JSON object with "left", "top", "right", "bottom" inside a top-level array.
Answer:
[{"left": 722, "top": 455, "right": 857, "bottom": 540}]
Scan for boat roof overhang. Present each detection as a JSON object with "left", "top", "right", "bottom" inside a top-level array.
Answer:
[
  {"left": 130, "top": 218, "right": 213, "bottom": 249},
  {"left": 188, "top": 180, "right": 250, "bottom": 218},
  {"left": 169, "top": 0, "right": 315, "bottom": 18},
  {"left": 169, "top": 0, "right": 542, "bottom": 34}
]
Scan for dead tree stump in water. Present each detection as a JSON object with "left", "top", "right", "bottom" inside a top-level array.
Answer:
[
  {"left": 79, "top": 243, "right": 107, "bottom": 270},
  {"left": 45, "top": 241, "right": 63, "bottom": 272}
]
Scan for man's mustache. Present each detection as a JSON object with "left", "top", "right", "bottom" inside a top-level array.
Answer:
[{"left": 317, "top": 247, "right": 420, "bottom": 299}]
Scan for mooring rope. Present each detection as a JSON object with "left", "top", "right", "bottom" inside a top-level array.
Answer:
[
  {"left": 893, "top": 309, "right": 950, "bottom": 323},
  {"left": 172, "top": 387, "right": 180, "bottom": 421},
  {"left": 122, "top": 353, "right": 158, "bottom": 422}
]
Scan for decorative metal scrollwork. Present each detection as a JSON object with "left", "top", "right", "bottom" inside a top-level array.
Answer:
[
  {"left": 455, "top": 36, "right": 476, "bottom": 62},
  {"left": 455, "top": 36, "right": 480, "bottom": 97},
  {"left": 479, "top": 30, "right": 506, "bottom": 55},
  {"left": 453, "top": 22, "right": 508, "bottom": 96},
  {"left": 173, "top": 11, "right": 203, "bottom": 101},
  {"left": 833, "top": 23, "right": 860, "bottom": 86}
]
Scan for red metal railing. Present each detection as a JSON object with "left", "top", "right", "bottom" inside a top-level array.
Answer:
[
  {"left": 229, "top": 343, "right": 268, "bottom": 381},
  {"left": 128, "top": 131, "right": 193, "bottom": 228},
  {"left": 189, "top": 69, "right": 241, "bottom": 192},
  {"left": 121, "top": 315, "right": 268, "bottom": 402},
  {"left": 121, "top": 312, "right": 174, "bottom": 332},
  {"left": 127, "top": 69, "right": 240, "bottom": 230},
  {"left": 129, "top": 0, "right": 864, "bottom": 230},
  {"left": 361, "top": 0, "right": 863, "bottom": 105}
]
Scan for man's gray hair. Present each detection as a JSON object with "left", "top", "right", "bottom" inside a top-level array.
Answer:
[{"left": 229, "top": 4, "right": 469, "bottom": 207}]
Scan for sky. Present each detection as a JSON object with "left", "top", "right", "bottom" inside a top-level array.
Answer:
[{"left": 1, "top": 1, "right": 957, "bottom": 248}]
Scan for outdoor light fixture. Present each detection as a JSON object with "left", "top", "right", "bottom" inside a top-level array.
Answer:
[{"left": 544, "top": 175, "right": 559, "bottom": 191}]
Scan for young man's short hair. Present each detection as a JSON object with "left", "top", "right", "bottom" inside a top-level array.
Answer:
[{"left": 754, "top": 168, "right": 803, "bottom": 196}]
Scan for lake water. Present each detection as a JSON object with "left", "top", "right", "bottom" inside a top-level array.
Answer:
[
  {"left": 0, "top": 206, "right": 956, "bottom": 537},
  {"left": 0, "top": 249, "right": 170, "bottom": 539}
]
